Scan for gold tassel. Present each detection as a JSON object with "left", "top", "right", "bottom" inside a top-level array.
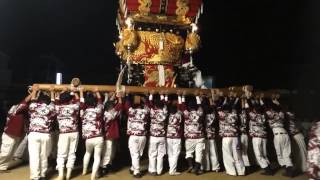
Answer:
[
  {"left": 185, "top": 32, "right": 201, "bottom": 52},
  {"left": 122, "top": 29, "right": 139, "bottom": 51}
]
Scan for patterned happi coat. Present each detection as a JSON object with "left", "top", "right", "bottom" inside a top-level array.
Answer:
[
  {"left": 55, "top": 99, "right": 80, "bottom": 133},
  {"left": 183, "top": 105, "right": 204, "bottom": 139},
  {"left": 239, "top": 110, "right": 248, "bottom": 135},
  {"left": 205, "top": 110, "right": 217, "bottom": 139},
  {"left": 81, "top": 101, "right": 104, "bottom": 139},
  {"left": 218, "top": 110, "right": 239, "bottom": 137},
  {"left": 248, "top": 111, "right": 268, "bottom": 138},
  {"left": 103, "top": 102, "right": 122, "bottom": 139},
  {"left": 28, "top": 101, "right": 56, "bottom": 133},
  {"left": 167, "top": 109, "right": 183, "bottom": 139},
  {"left": 307, "top": 121, "right": 320, "bottom": 179},
  {"left": 126, "top": 105, "right": 150, "bottom": 136},
  {"left": 150, "top": 105, "right": 168, "bottom": 137},
  {"left": 285, "top": 111, "right": 301, "bottom": 136},
  {"left": 265, "top": 110, "right": 286, "bottom": 129}
]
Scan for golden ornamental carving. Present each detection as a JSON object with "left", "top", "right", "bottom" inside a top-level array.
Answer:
[
  {"left": 115, "top": 40, "right": 125, "bottom": 56},
  {"left": 116, "top": 31, "right": 184, "bottom": 65},
  {"left": 143, "top": 68, "right": 174, "bottom": 87},
  {"left": 138, "top": 0, "right": 152, "bottom": 15},
  {"left": 122, "top": 29, "right": 139, "bottom": 51},
  {"left": 130, "top": 13, "right": 192, "bottom": 26},
  {"left": 185, "top": 32, "right": 201, "bottom": 52},
  {"left": 176, "top": 0, "right": 189, "bottom": 19}
]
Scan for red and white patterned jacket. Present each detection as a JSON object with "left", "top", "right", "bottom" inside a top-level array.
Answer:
[
  {"left": 307, "top": 121, "right": 320, "bottom": 180},
  {"left": 205, "top": 111, "right": 217, "bottom": 139},
  {"left": 265, "top": 110, "right": 286, "bottom": 129},
  {"left": 27, "top": 101, "right": 56, "bottom": 133},
  {"left": 125, "top": 102, "right": 150, "bottom": 136},
  {"left": 285, "top": 112, "right": 301, "bottom": 136},
  {"left": 182, "top": 104, "right": 204, "bottom": 139},
  {"left": 167, "top": 105, "right": 183, "bottom": 139},
  {"left": 55, "top": 99, "right": 80, "bottom": 133},
  {"left": 15, "top": 101, "right": 29, "bottom": 115},
  {"left": 248, "top": 111, "right": 267, "bottom": 138},
  {"left": 4, "top": 104, "right": 27, "bottom": 138},
  {"left": 239, "top": 110, "right": 248, "bottom": 135},
  {"left": 218, "top": 110, "right": 239, "bottom": 137},
  {"left": 81, "top": 100, "right": 104, "bottom": 139},
  {"left": 150, "top": 104, "right": 168, "bottom": 137},
  {"left": 103, "top": 102, "right": 122, "bottom": 139}
]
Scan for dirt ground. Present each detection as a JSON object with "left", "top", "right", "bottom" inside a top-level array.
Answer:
[{"left": 0, "top": 163, "right": 308, "bottom": 180}]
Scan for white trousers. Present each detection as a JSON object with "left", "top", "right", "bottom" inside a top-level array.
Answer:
[
  {"left": 241, "top": 134, "right": 250, "bottom": 166},
  {"left": 2, "top": 135, "right": 28, "bottom": 170},
  {"left": 13, "top": 135, "right": 28, "bottom": 159},
  {"left": 222, "top": 137, "right": 245, "bottom": 176},
  {"left": 252, "top": 137, "right": 269, "bottom": 168},
  {"left": 148, "top": 136, "right": 166, "bottom": 174},
  {"left": 101, "top": 139, "right": 116, "bottom": 167},
  {"left": 50, "top": 130, "right": 59, "bottom": 160},
  {"left": 0, "top": 133, "right": 20, "bottom": 170},
  {"left": 56, "top": 132, "right": 79, "bottom": 170},
  {"left": 273, "top": 128, "right": 293, "bottom": 167},
  {"left": 204, "top": 139, "right": 220, "bottom": 171},
  {"left": 128, "top": 136, "right": 146, "bottom": 175},
  {"left": 28, "top": 132, "right": 52, "bottom": 180},
  {"left": 185, "top": 138, "right": 205, "bottom": 164},
  {"left": 293, "top": 133, "right": 308, "bottom": 172},
  {"left": 83, "top": 136, "right": 104, "bottom": 179},
  {"left": 167, "top": 138, "right": 181, "bottom": 174}
]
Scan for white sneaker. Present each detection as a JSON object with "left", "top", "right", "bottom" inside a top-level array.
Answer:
[
  {"left": 169, "top": 172, "right": 181, "bottom": 176},
  {"left": 82, "top": 169, "right": 87, "bottom": 175}
]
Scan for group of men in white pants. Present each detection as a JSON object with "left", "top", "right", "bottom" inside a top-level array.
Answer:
[
  {"left": 125, "top": 93, "right": 211, "bottom": 178},
  {"left": 218, "top": 98, "right": 246, "bottom": 177},
  {"left": 0, "top": 131, "right": 28, "bottom": 171},
  {"left": 192, "top": 95, "right": 306, "bottom": 177},
  {"left": 125, "top": 92, "right": 307, "bottom": 179},
  {"left": 124, "top": 93, "right": 228, "bottom": 178},
  {"left": 0, "top": 98, "right": 30, "bottom": 172},
  {"left": 243, "top": 97, "right": 307, "bottom": 177},
  {"left": 0, "top": 88, "right": 309, "bottom": 179},
  {"left": 0, "top": 86, "right": 121, "bottom": 180},
  {"left": 56, "top": 89, "right": 121, "bottom": 180}
]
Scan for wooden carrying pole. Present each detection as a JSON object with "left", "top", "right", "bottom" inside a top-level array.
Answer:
[
  {"left": 253, "top": 91, "right": 280, "bottom": 99},
  {"left": 32, "top": 84, "right": 252, "bottom": 97},
  {"left": 32, "top": 84, "right": 280, "bottom": 98}
]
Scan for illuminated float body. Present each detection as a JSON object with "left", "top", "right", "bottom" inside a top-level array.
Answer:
[{"left": 115, "top": 0, "right": 203, "bottom": 88}]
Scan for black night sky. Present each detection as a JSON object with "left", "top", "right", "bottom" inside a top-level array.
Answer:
[{"left": 0, "top": 0, "right": 320, "bottom": 112}]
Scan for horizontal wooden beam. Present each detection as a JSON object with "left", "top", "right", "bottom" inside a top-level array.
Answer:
[
  {"left": 253, "top": 91, "right": 280, "bottom": 99},
  {"left": 32, "top": 84, "right": 280, "bottom": 98},
  {"left": 32, "top": 84, "right": 253, "bottom": 97}
]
